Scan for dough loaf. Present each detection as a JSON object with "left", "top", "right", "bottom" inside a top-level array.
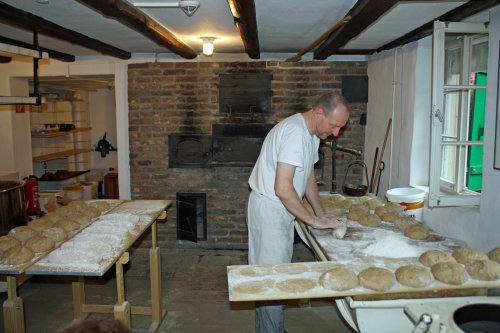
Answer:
[
  {"left": 4, "top": 246, "right": 34, "bottom": 265},
  {"left": 385, "top": 202, "right": 405, "bottom": 212},
  {"left": 358, "top": 267, "right": 395, "bottom": 291},
  {"left": 83, "top": 206, "right": 101, "bottom": 219},
  {"left": 381, "top": 211, "right": 400, "bottom": 223},
  {"left": 374, "top": 206, "right": 389, "bottom": 218},
  {"left": 350, "top": 204, "right": 369, "bottom": 214},
  {"left": 395, "top": 265, "right": 432, "bottom": 288},
  {"left": 488, "top": 247, "right": 500, "bottom": 263},
  {"left": 452, "top": 247, "right": 488, "bottom": 265},
  {"left": 92, "top": 201, "right": 111, "bottom": 212},
  {"left": 41, "top": 227, "right": 68, "bottom": 243},
  {"left": 276, "top": 278, "right": 316, "bottom": 293},
  {"left": 233, "top": 279, "right": 275, "bottom": 294},
  {"left": 347, "top": 210, "right": 365, "bottom": 222},
  {"left": 0, "top": 235, "right": 21, "bottom": 253},
  {"left": 54, "top": 219, "right": 80, "bottom": 232},
  {"left": 419, "top": 250, "right": 456, "bottom": 267},
  {"left": 274, "top": 263, "right": 308, "bottom": 275},
  {"left": 431, "top": 262, "right": 468, "bottom": 285},
  {"left": 365, "top": 198, "right": 383, "bottom": 210},
  {"left": 465, "top": 260, "right": 500, "bottom": 281},
  {"left": 25, "top": 235, "right": 55, "bottom": 253},
  {"left": 319, "top": 267, "right": 358, "bottom": 291},
  {"left": 9, "top": 226, "right": 37, "bottom": 243},
  {"left": 404, "top": 224, "right": 429, "bottom": 240},
  {"left": 29, "top": 218, "right": 55, "bottom": 231},
  {"left": 358, "top": 213, "right": 381, "bottom": 227},
  {"left": 240, "top": 265, "right": 274, "bottom": 277}
]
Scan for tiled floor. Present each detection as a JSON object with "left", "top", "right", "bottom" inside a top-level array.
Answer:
[{"left": 0, "top": 242, "right": 355, "bottom": 332}]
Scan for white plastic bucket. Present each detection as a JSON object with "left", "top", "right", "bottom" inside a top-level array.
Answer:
[
  {"left": 385, "top": 187, "right": 426, "bottom": 222},
  {"left": 63, "top": 185, "right": 84, "bottom": 200}
]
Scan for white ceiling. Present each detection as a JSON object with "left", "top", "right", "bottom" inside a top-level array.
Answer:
[{"left": 0, "top": 0, "right": 492, "bottom": 59}]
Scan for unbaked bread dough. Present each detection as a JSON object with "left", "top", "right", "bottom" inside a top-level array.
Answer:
[
  {"left": 365, "top": 198, "right": 383, "bottom": 210},
  {"left": 240, "top": 265, "right": 274, "bottom": 277},
  {"left": 374, "top": 206, "right": 389, "bottom": 218},
  {"left": 452, "top": 247, "right": 488, "bottom": 265},
  {"left": 83, "top": 206, "right": 101, "bottom": 219},
  {"left": 71, "top": 213, "right": 91, "bottom": 225},
  {"left": 310, "top": 262, "right": 339, "bottom": 273},
  {"left": 404, "top": 224, "right": 429, "bottom": 240},
  {"left": 347, "top": 210, "right": 365, "bottom": 222},
  {"left": 358, "top": 267, "right": 395, "bottom": 291},
  {"left": 385, "top": 202, "right": 405, "bottom": 212},
  {"left": 54, "top": 219, "right": 80, "bottom": 232},
  {"left": 274, "top": 263, "right": 308, "bottom": 275},
  {"left": 395, "top": 216, "right": 416, "bottom": 230},
  {"left": 67, "top": 200, "right": 88, "bottom": 212},
  {"left": 0, "top": 235, "right": 21, "bottom": 253},
  {"left": 419, "top": 250, "right": 456, "bottom": 267},
  {"left": 276, "top": 278, "right": 316, "bottom": 293},
  {"left": 342, "top": 200, "right": 353, "bottom": 210},
  {"left": 381, "top": 211, "right": 400, "bottom": 223},
  {"left": 465, "top": 259, "right": 500, "bottom": 281},
  {"left": 233, "top": 279, "right": 275, "bottom": 294},
  {"left": 327, "top": 206, "right": 346, "bottom": 216},
  {"left": 395, "top": 265, "right": 432, "bottom": 288},
  {"left": 9, "top": 226, "right": 37, "bottom": 243},
  {"left": 431, "top": 262, "right": 468, "bottom": 285},
  {"left": 43, "top": 212, "right": 65, "bottom": 223},
  {"left": 29, "top": 218, "right": 55, "bottom": 231},
  {"left": 488, "top": 247, "right": 500, "bottom": 264},
  {"left": 5, "top": 246, "right": 34, "bottom": 265},
  {"left": 41, "top": 227, "right": 68, "bottom": 243},
  {"left": 350, "top": 204, "right": 369, "bottom": 214},
  {"left": 333, "top": 221, "right": 347, "bottom": 239},
  {"left": 25, "top": 235, "right": 55, "bottom": 253},
  {"left": 319, "top": 267, "right": 358, "bottom": 291},
  {"left": 92, "top": 201, "right": 111, "bottom": 212},
  {"left": 358, "top": 213, "right": 381, "bottom": 227}
]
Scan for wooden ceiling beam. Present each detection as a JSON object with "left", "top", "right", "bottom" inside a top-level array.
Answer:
[
  {"left": 376, "top": 0, "right": 499, "bottom": 53},
  {"left": 0, "top": 55, "right": 11, "bottom": 63},
  {"left": 314, "top": 0, "right": 399, "bottom": 60},
  {"left": 0, "top": 35, "right": 75, "bottom": 62},
  {"left": 227, "top": 0, "right": 260, "bottom": 59},
  {"left": 77, "top": 0, "right": 197, "bottom": 59},
  {"left": 0, "top": 1, "right": 131, "bottom": 59}
]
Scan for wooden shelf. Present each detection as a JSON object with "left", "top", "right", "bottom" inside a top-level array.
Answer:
[
  {"left": 31, "top": 127, "right": 92, "bottom": 138},
  {"left": 33, "top": 148, "right": 93, "bottom": 162}
]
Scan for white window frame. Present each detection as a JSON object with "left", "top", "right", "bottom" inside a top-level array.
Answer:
[{"left": 429, "top": 21, "right": 488, "bottom": 207}]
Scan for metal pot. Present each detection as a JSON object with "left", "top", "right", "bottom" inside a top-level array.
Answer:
[
  {"left": 0, "top": 180, "right": 27, "bottom": 235},
  {"left": 342, "top": 160, "right": 369, "bottom": 197}
]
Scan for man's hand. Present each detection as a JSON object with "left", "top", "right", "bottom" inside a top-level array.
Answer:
[{"left": 312, "top": 213, "right": 344, "bottom": 229}]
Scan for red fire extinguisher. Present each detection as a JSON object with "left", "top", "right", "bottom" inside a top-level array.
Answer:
[{"left": 24, "top": 175, "right": 40, "bottom": 215}]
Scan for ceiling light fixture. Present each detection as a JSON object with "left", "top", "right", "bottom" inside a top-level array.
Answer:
[
  {"left": 132, "top": 1, "right": 199, "bottom": 17},
  {"left": 201, "top": 37, "right": 216, "bottom": 56}
]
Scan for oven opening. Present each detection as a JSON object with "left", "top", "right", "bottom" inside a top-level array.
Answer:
[{"left": 176, "top": 192, "right": 207, "bottom": 242}]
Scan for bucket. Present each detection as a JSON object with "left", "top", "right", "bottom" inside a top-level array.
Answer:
[
  {"left": 63, "top": 185, "right": 84, "bottom": 200},
  {"left": 385, "top": 187, "right": 426, "bottom": 222},
  {"left": 81, "top": 181, "right": 98, "bottom": 199}
]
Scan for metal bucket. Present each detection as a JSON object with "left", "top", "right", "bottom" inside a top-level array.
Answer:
[{"left": 0, "top": 180, "right": 27, "bottom": 235}]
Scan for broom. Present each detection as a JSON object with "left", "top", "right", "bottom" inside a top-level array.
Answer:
[{"left": 286, "top": 16, "right": 351, "bottom": 62}]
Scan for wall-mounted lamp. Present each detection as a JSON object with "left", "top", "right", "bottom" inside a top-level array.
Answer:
[{"left": 201, "top": 37, "right": 217, "bottom": 57}]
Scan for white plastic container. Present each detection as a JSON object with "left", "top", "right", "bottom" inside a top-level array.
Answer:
[
  {"left": 81, "top": 181, "right": 98, "bottom": 199},
  {"left": 63, "top": 185, "right": 84, "bottom": 200},
  {"left": 385, "top": 187, "right": 426, "bottom": 222}
]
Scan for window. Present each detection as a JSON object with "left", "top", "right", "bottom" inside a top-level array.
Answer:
[{"left": 429, "top": 21, "right": 488, "bottom": 207}]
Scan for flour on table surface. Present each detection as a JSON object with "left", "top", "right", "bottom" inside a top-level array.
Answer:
[{"left": 362, "top": 229, "right": 422, "bottom": 258}]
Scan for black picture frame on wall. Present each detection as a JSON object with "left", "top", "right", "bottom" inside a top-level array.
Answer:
[{"left": 495, "top": 41, "right": 500, "bottom": 170}]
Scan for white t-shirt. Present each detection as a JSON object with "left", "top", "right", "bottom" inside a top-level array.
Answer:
[{"left": 248, "top": 113, "right": 320, "bottom": 203}]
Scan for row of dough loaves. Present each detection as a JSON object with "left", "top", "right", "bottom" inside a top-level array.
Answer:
[{"left": 0, "top": 200, "right": 110, "bottom": 265}]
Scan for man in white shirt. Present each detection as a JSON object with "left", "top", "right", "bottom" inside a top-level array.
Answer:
[{"left": 247, "top": 93, "right": 349, "bottom": 333}]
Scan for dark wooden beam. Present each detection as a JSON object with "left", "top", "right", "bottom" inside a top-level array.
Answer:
[
  {"left": 0, "top": 35, "right": 75, "bottom": 62},
  {"left": 0, "top": 1, "right": 131, "bottom": 59},
  {"left": 314, "top": 0, "right": 399, "bottom": 60},
  {"left": 376, "top": 0, "right": 500, "bottom": 53},
  {"left": 334, "top": 49, "right": 374, "bottom": 55},
  {"left": 77, "top": 0, "right": 197, "bottom": 59},
  {"left": 0, "top": 55, "right": 11, "bottom": 63},
  {"left": 227, "top": 0, "right": 260, "bottom": 59}
]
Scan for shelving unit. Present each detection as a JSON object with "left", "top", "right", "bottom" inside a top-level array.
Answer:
[{"left": 30, "top": 89, "right": 92, "bottom": 187}]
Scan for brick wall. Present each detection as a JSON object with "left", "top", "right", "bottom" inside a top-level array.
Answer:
[{"left": 128, "top": 61, "right": 367, "bottom": 250}]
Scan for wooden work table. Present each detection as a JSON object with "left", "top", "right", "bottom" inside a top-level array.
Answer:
[
  {"left": 1, "top": 199, "right": 171, "bottom": 333},
  {"left": 227, "top": 212, "right": 500, "bottom": 302}
]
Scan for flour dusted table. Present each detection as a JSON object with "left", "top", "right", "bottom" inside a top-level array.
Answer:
[{"left": 1, "top": 199, "right": 171, "bottom": 333}]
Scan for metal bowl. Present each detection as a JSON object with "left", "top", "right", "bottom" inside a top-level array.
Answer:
[{"left": 343, "top": 184, "right": 368, "bottom": 196}]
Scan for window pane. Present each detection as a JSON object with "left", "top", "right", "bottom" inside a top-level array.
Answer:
[
  {"left": 445, "top": 41, "right": 462, "bottom": 85},
  {"left": 471, "top": 39, "right": 488, "bottom": 72},
  {"left": 441, "top": 143, "right": 456, "bottom": 185},
  {"left": 443, "top": 91, "right": 459, "bottom": 137}
]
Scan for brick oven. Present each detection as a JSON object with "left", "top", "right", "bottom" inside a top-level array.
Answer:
[{"left": 128, "top": 61, "right": 367, "bottom": 250}]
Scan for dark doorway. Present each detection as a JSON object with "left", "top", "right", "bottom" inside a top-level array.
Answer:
[{"left": 176, "top": 192, "right": 207, "bottom": 242}]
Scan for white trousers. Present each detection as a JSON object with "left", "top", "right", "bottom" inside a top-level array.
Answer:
[{"left": 247, "top": 190, "right": 295, "bottom": 333}]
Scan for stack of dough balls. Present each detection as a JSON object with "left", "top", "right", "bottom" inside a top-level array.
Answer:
[{"left": 0, "top": 200, "right": 104, "bottom": 266}]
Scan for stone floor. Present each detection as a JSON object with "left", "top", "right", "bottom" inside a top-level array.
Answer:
[{"left": 0, "top": 242, "right": 355, "bottom": 333}]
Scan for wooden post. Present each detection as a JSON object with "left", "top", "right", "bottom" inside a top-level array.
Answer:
[
  {"left": 3, "top": 276, "right": 25, "bottom": 333},
  {"left": 114, "top": 252, "right": 131, "bottom": 327},
  {"left": 72, "top": 276, "right": 86, "bottom": 320}
]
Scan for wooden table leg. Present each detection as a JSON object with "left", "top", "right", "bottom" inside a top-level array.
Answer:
[
  {"left": 148, "top": 220, "right": 167, "bottom": 332},
  {"left": 3, "top": 276, "right": 25, "bottom": 333},
  {"left": 72, "top": 276, "right": 86, "bottom": 320},
  {"left": 114, "top": 252, "right": 131, "bottom": 327}
]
